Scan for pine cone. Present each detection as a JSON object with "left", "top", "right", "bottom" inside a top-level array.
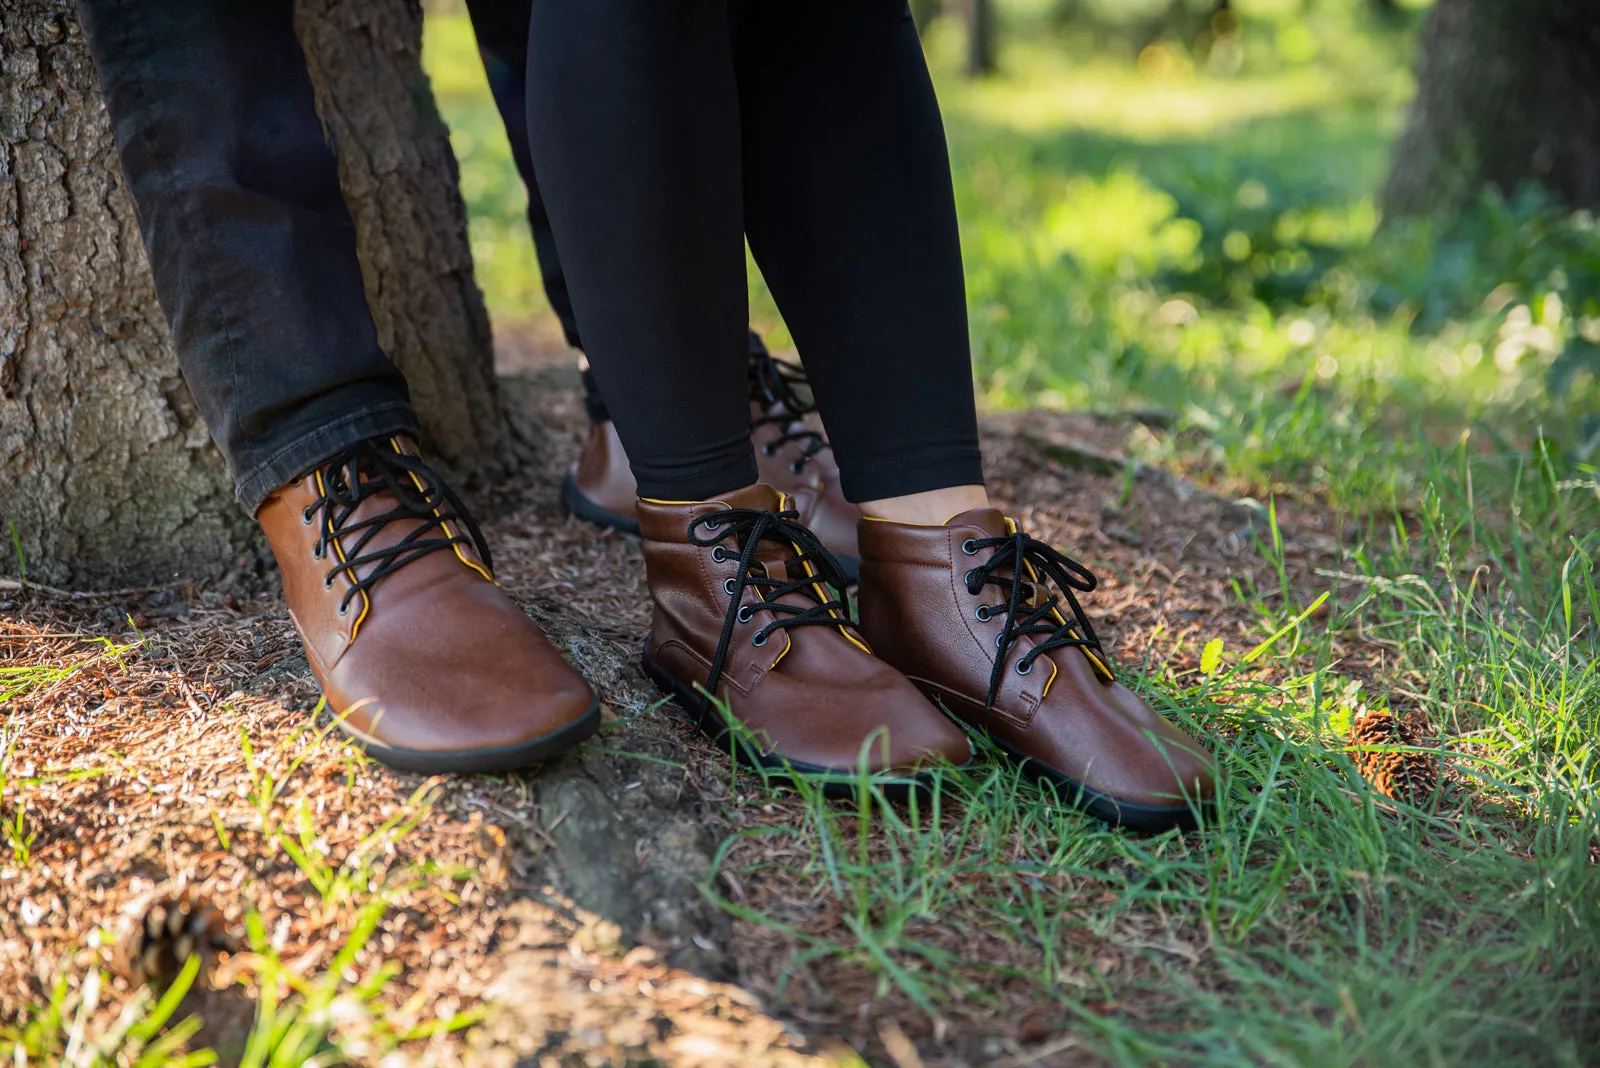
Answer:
[
  {"left": 1350, "top": 707, "right": 1440, "bottom": 807},
  {"left": 113, "top": 884, "right": 236, "bottom": 989}
]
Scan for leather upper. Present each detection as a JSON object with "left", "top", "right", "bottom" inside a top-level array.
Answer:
[
  {"left": 638, "top": 484, "right": 969, "bottom": 773},
  {"left": 570, "top": 403, "right": 862, "bottom": 562},
  {"left": 257, "top": 438, "right": 595, "bottom": 755},
  {"left": 569, "top": 421, "right": 639, "bottom": 520},
  {"left": 749, "top": 399, "right": 861, "bottom": 561},
  {"left": 856, "top": 509, "right": 1215, "bottom": 808}
]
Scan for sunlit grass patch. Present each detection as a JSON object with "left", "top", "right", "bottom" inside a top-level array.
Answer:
[{"left": 712, "top": 580, "right": 1597, "bottom": 1063}]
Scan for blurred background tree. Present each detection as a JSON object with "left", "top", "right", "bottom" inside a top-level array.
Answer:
[{"left": 1384, "top": 0, "right": 1600, "bottom": 216}]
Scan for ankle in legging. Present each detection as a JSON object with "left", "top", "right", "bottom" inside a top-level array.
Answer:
[{"left": 522, "top": 0, "right": 984, "bottom": 503}]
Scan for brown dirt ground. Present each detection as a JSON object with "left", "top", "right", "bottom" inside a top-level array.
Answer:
[{"left": 0, "top": 328, "right": 1375, "bottom": 1066}]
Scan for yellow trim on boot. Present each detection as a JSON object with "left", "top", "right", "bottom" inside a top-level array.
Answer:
[
  {"left": 390, "top": 437, "right": 495, "bottom": 586},
  {"left": 774, "top": 491, "right": 874, "bottom": 657},
  {"left": 638, "top": 495, "right": 733, "bottom": 507},
  {"left": 859, "top": 513, "right": 961, "bottom": 528},
  {"left": 1003, "top": 516, "right": 1114, "bottom": 684},
  {"left": 314, "top": 466, "right": 372, "bottom": 642}
]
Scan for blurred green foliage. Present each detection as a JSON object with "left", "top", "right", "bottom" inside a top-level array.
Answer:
[{"left": 422, "top": 0, "right": 1600, "bottom": 510}]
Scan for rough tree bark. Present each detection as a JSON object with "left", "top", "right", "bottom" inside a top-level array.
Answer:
[
  {"left": 1383, "top": 0, "right": 1600, "bottom": 217},
  {"left": 0, "top": 0, "right": 506, "bottom": 589}
]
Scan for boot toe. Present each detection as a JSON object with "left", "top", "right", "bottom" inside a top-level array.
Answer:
[
  {"left": 1103, "top": 682, "right": 1217, "bottom": 805},
  {"left": 872, "top": 703, "right": 972, "bottom": 773},
  {"left": 328, "top": 586, "right": 600, "bottom": 773}
]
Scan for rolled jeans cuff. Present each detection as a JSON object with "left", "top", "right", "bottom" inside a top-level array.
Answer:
[{"left": 233, "top": 402, "right": 420, "bottom": 517}]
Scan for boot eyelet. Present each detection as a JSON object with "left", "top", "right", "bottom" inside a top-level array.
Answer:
[
  {"left": 312, "top": 546, "right": 323, "bottom": 560},
  {"left": 337, "top": 602, "right": 350, "bottom": 616},
  {"left": 789, "top": 460, "right": 804, "bottom": 474},
  {"left": 974, "top": 605, "right": 992, "bottom": 622},
  {"left": 301, "top": 508, "right": 314, "bottom": 525},
  {"left": 737, "top": 605, "right": 754, "bottom": 623},
  {"left": 711, "top": 546, "right": 727, "bottom": 563},
  {"left": 762, "top": 443, "right": 777, "bottom": 457},
  {"left": 995, "top": 633, "right": 1007, "bottom": 648},
  {"left": 964, "top": 569, "right": 977, "bottom": 585},
  {"left": 962, "top": 538, "right": 980, "bottom": 555},
  {"left": 752, "top": 631, "right": 769, "bottom": 647},
  {"left": 703, "top": 518, "right": 724, "bottom": 532},
  {"left": 723, "top": 578, "right": 738, "bottom": 595},
  {"left": 324, "top": 576, "right": 334, "bottom": 589},
  {"left": 1016, "top": 659, "right": 1034, "bottom": 675}
]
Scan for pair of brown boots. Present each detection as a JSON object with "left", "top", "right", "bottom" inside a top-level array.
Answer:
[
  {"left": 258, "top": 429, "right": 1214, "bottom": 832},
  {"left": 634, "top": 484, "right": 1214, "bottom": 830}
]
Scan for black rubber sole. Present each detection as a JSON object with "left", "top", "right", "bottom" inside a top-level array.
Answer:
[
  {"left": 337, "top": 692, "right": 603, "bottom": 775},
  {"left": 641, "top": 646, "right": 950, "bottom": 800},
  {"left": 561, "top": 472, "right": 642, "bottom": 537},
  {"left": 986, "top": 731, "right": 1208, "bottom": 833}
]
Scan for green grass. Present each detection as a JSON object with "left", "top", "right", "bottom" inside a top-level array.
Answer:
[
  {"left": 707, "top": 454, "right": 1598, "bottom": 1063},
  {"left": 418, "top": 3, "right": 1600, "bottom": 1061}
]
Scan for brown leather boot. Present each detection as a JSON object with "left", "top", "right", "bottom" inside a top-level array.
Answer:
[
  {"left": 563, "top": 352, "right": 863, "bottom": 576},
  {"left": 857, "top": 510, "right": 1216, "bottom": 830},
  {"left": 637, "top": 484, "right": 970, "bottom": 793},
  {"left": 258, "top": 436, "right": 601, "bottom": 773},
  {"left": 563, "top": 421, "right": 641, "bottom": 535},
  {"left": 747, "top": 351, "right": 861, "bottom": 577}
]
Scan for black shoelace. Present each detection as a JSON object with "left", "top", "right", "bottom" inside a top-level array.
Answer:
[
  {"left": 688, "top": 507, "right": 855, "bottom": 699},
  {"left": 302, "top": 441, "right": 492, "bottom": 616},
  {"left": 749, "top": 352, "right": 830, "bottom": 475},
  {"left": 961, "top": 530, "right": 1107, "bottom": 707}
]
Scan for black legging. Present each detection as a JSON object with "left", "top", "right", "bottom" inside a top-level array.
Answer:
[
  {"left": 523, "top": 0, "right": 985, "bottom": 503},
  {"left": 469, "top": 0, "right": 783, "bottom": 429}
]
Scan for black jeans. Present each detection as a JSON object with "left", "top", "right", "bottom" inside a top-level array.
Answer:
[
  {"left": 524, "top": 0, "right": 984, "bottom": 502},
  {"left": 75, "top": 0, "right": 419, "bottom": 516}
]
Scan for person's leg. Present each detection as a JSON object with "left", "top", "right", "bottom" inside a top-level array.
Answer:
[
  {"left": 76, "top": 0, "right": 416, "bottom": 513},
  {"left": 733, "top": 0, "right": 987, "bottom": 518},
  {"left": 76, "top": 0, "right": 598, "bottom": 771},
  {"left": 525, "top": 0, "right": 753, "bottom": 501},
  {"left": 731, "top": 0, "right": 1215, "bottom": 828},
  {"left": 523, "top": 0, "right": 969, "bottom": 783},
  {"left": 471, "top": 1, "right": 866, "bottom": 557},
  {"left": 465, "top": 0, "right": 586, "bottom": 355}
]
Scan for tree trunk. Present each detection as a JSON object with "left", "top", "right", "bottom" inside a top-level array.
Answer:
[
  {"left": 1383, "top": 0, "right": 1600, "bottom": 218},
  {"left": 965, "top": 0, "right": 998, "bottom": 77},
  {"left": 0, "top": 0, "right": 505, "bottom": 589},
  {"left": 295, "top": 0, "right": 507, "bottom": 484}
]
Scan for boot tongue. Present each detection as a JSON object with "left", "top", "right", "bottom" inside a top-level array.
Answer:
[
  {"left": 329, "top": 440, "right": 481, "bottom": 588},
  {"left": 744, "top": 486, "right": 808, "bottom": 587}
]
